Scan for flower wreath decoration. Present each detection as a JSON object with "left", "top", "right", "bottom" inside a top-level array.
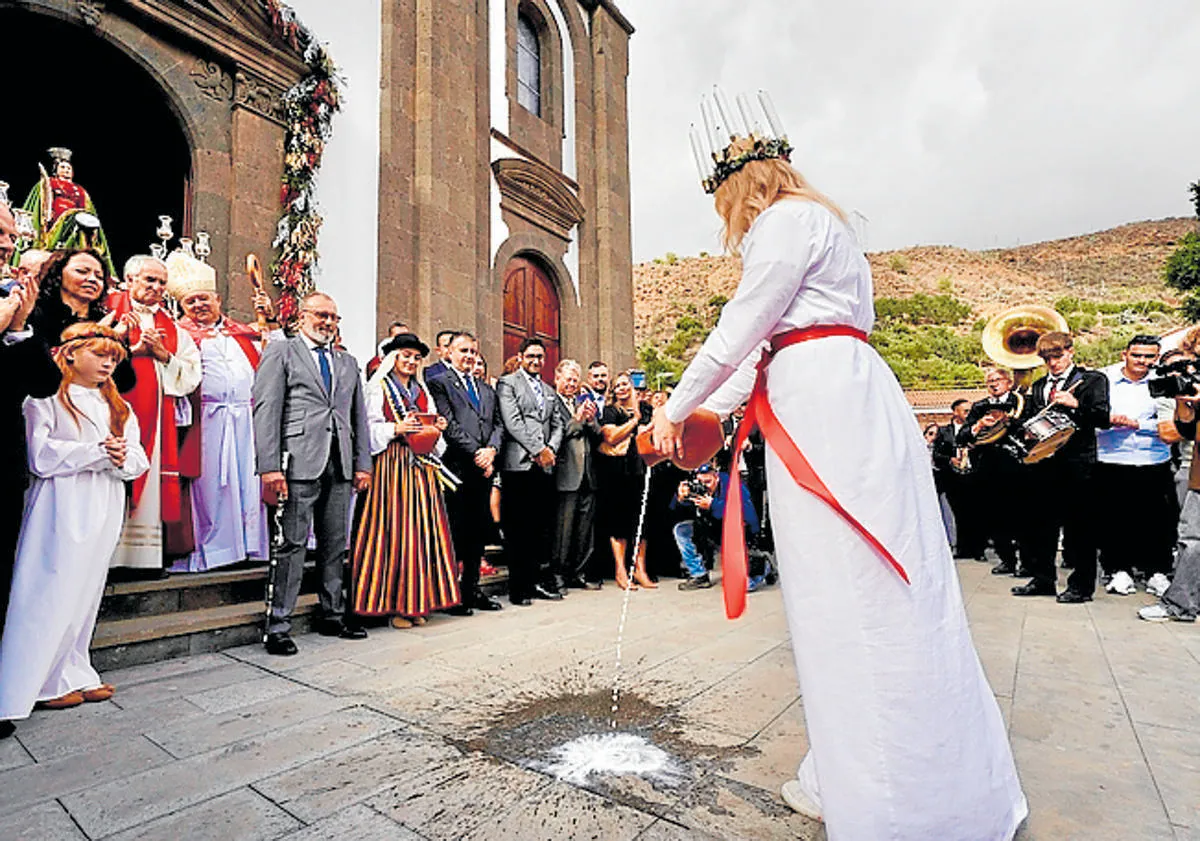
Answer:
[{"left": 260, "top": 0, "right": 342, "bottom": 325}]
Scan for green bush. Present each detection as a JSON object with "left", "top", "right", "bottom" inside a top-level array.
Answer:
[
  {"left": 875, "top": 293, "right": 971, "bottom": 326},
  {"left": 1165, "top": 231, "right": 1200, "bottom": 294},
  {"left": 888, "top": 254, "right": 911, "bottom": 274},
  {"left": 664, "top": 252, "right": 678, "bottom": 265}
]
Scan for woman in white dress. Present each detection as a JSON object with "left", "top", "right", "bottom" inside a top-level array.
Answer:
[
  {"left": 652, "top": 140, "right": 1027, "bottom": 837},
  {"left": 0, "top": 323, "right": 148, "bottom": 732}
]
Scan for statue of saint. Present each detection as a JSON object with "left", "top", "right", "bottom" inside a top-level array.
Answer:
[{"left": 22, "top": 147, "right": 115, "bottom": 274}]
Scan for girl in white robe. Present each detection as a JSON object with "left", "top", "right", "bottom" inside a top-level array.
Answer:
[
  {"left": 0, "top": 324, "right": 148, "bottom": 724},
  {"left": 652, "top": 160, "right": 1028, "bottom": 840}
]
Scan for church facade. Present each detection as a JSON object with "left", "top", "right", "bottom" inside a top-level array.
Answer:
[{"left": 1, "top": 0, "right": 636, "bottom": 370}]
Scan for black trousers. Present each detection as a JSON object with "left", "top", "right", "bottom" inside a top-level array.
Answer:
[
  {"left": 554, "top": 481, "right": 597, "bottom": 583},
  {"left": 1096, "top": 462, "right": 1177, "bottom": 578},
  {"left": 1021, "top": 459, "right": 1099, "bottom": 594},
  {"left": 445, "top": 464, "right": 492, "bottom": 599},
  {"left": 973, "top": 460, "right": 1022, "bottom": 566},
  {"left": 501, "top": 468, "right": 556, "bottom": 600},
  {"left": 944, "top": 471, "right": 985, "bottom": 557}
]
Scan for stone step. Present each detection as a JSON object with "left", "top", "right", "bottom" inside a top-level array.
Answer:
[{"left": 91, "top": 566, "right": 511, "bottom": 672}]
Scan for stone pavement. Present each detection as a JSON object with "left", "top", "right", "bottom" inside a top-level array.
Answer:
[{"left": 0, "top": 560, "right": 1197, "bottom": 840}]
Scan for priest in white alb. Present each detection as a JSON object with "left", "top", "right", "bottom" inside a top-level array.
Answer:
[
  {"left": 170, "top": 255, "right": 274, "bottom": 571},
  {"left": 108, "top": 254, "right": 202, "bottom": 571}
]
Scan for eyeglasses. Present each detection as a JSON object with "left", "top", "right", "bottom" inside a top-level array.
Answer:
[{"left": 303, "top": 310, "right": 342, "bottom": 322}]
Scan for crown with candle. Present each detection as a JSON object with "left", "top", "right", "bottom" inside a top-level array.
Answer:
[{"left": 690, "top": 88, "right": 792, "bottom": 195}]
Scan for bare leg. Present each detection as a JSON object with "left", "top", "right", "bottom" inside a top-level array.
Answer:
[
  {"left": 611, "top": 538, "right": 635, "bottom": 590},
  {"left": 632, "top": 540, "right": 657, "bottom": 588}
]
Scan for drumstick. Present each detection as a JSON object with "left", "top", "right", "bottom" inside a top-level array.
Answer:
[{"left": 245, "top": 254, "right": 269, "bottom": 339}]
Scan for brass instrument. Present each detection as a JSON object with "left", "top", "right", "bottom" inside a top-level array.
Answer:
[{"left": 981, "top": 304, "right": 1069, "bottom": 389}]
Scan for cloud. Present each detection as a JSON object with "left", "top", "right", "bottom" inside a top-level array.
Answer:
[{"left": 619, "top": 0, "right": 1200, "bottom": 260}]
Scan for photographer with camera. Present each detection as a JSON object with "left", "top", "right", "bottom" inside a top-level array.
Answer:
[
  {"left": 672, "top": 462, "right": 760, "bottom": 591},
  {"left": 1140, "top": 327, "right": 1200, "bottom": 622},
  {"left": 1094, "top": 335, "right": 1177, "bottom": 599}
]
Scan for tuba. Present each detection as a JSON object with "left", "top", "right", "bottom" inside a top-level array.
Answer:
[{"left": 981, "top": 304, "right": 1069, "bottom": 389}]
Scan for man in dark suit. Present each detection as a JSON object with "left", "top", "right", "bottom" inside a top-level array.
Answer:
[
  {"left": 551, "top": 359, "right": 602, "bottom": 591},
  {"left": 932, "top": 399, "right": 982, "bottom": 559},
  {"left": 428, "top": 331, "right": 504, "bottom": 613},
  {"left": 956, "top": 368, "right": 1026, "bottom": 576},
  {"left": 0, "top": 204, "right": 62, "bottom": 646},
  {"left": 253, "top": 292, "right": 372, "bottom": 655},
  {"left": 1011, "top": 331, "right": 1111, "bottom": 603},
  {"left": 423, "top": 330, "right": 457, "bottom": 382},
  {"left": 496, "top": 337, "right": 564, "bottom": 605}
]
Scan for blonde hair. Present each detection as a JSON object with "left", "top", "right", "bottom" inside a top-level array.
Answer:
[
  {"left": 1180, "top": 324, "right": 1200, "bottom": 356},
  {"left": 714, "top": 158, "right": 847, "bottom": 253},
  {"left": 56, "top": 323, "right": 130, "bottom": 437}
]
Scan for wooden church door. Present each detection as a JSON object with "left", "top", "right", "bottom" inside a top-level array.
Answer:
[{"left": 503, "top": 256, "right": 560, "bottom": 374}]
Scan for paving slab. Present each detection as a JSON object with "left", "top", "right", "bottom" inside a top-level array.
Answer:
[
  {"left": 463, "top": 778, "right": 658, "bottom": 841},
  {"left": 104, "top": 787, "right": 302, "bottom": 841},
  {"left": 253, "top": 726, "right": 462, "bottom": 822},
  {"left": 60, "top": 706, "right": 402, "bottom": 837},
  {"left": 276, "top": 803, "right": 425, "bottom": 840},
  {"left": 0, "top": 801, "right": 88, "bottom": 840}
]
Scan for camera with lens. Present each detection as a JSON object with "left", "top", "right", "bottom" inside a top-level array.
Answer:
[
  {"left": 684, "top": 478, "right": 710, "bottom": 500},
  {"left": 1148, "top": 357, "right": 1200, "bottom": 399}
]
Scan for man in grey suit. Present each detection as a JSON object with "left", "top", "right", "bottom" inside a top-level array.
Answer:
[
  {"left": 497, "top": 337, "right": 565, "bottom": 605},
  {"left": 551, "top": 359, "right": 602, "bottom": 590},
  {"left": 253, "top": 292, "right": 372, "bottom": 655}
]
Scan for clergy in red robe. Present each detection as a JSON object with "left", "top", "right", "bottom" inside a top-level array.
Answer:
[{"left": 108, "top": 254, "right": 202, "bottom": 571}]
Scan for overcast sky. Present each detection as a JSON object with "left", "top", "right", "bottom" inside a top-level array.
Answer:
[{"left": 618, "top": 0, "right": 1200, "bottom": 261}]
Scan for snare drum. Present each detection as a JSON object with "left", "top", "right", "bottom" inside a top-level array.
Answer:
[{"left": 1019, "top": 408, "right": 1076, "bottom": 464}]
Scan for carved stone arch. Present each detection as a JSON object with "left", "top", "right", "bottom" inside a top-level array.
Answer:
[{"left": 493, "top": 231, "right": 583, "bottom": 370}]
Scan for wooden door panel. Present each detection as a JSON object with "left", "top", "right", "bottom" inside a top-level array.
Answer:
[{"left": 502, "top": 256, "right": 560, "bottom": 375}]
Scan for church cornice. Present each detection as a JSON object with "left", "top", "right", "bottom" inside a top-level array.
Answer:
[
  {"left": 493, "top": 156, "right": 585, "bottom": 241},
  {"left": 119, "top": 0, "right": 307, "bottom": 93}
]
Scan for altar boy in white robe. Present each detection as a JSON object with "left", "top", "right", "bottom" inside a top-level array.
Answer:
[
  {"left": 0, "top": 324, "right": 148, "bottom": 735},
  {"left": 170, "top": 254, "right": 275, "bottom": 571}
]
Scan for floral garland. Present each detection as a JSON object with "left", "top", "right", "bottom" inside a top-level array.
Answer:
[
  {"left": 703, "top": 135, "right": 793, "bottom": 195},
  {"left": 260, "top": 0, "right": 341, "bottom": 324}
]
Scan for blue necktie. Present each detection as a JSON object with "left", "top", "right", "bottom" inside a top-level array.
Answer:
[
  {"left": 315, "top": 346, "right": 333, "bottom": 394},
  {"left": 465, "top": 374, "right": 481, "bottom": 410},
  {"left": 530, "top": 375, "right": 544, "bottom": 413}
]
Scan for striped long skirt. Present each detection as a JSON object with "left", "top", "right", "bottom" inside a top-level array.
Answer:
[{"left": 351, "top": 442, "right": 461, "bottom": 617}]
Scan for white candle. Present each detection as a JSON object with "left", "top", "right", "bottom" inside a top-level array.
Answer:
[
  {"left": 758, "top": 90, "right": 786, "bottom": 139},
  {"left": 699, "top": 96, "right": 721, "bottom": 156},
  {"left": 713, "top": 86, "right": 741, "bottom": 138},
  {"left": 689, "top": 127, "right": 710, "bottom": 182},
  {"left": 736, "top": 92, "right": 763, "bottom": 137}
]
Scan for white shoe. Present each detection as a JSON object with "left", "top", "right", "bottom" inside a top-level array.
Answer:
[
  {"left": 1138, "top": 604, "right": 1171, "bottom": 622},
  {"left": 1105, "top": 570, "right": 1136, "bottom": 596},
  {"left": 780, "top": 780, "right": 823, "bottom": 822},
  {"left": 1146, "top": 573, "right": 1171, "bottom": 598}
]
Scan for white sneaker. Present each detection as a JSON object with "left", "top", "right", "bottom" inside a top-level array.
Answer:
[
  {"left": 1138, "top": 604, "right": 1171, "bottom": 622},
  {"left": 1146, "top": 573, "right": 1171, "bottom": 598},
  {"left": 1105, "top": 570, "right": 1137, "bottom": 596},
  {"left": 781, "top": 780, "right": 823, "bottom": 822}
]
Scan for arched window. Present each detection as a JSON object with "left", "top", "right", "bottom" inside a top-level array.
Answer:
[{"left": 516, "top": 13, "right": 542, "bottom": 117}]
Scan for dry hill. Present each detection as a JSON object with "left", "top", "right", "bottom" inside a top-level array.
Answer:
[{"left": 634, "top": 218, "right": 1196, "bottom": 352}]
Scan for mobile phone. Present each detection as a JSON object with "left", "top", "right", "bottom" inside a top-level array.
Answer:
[
  {"left": 629, "top": 369, "right": 647, "bottom": 390},
  {"left": 575, "top": 393, "right": 595, "bottom": 407}
]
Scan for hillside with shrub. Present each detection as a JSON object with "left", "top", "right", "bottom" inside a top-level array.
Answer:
[{"left": 634, "top": 217, "right": 1198, "bottom": 389}]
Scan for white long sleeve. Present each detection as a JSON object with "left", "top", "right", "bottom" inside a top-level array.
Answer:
[
  {"left": 366, "top": 387, "right": 397, "bottom": 456},
  {"left": 110, "top": 411, "right": 150, "bottom": 481},
  {"left": 665, "top": 200, "right": 873, "bottom": 423},
  {"left": 24, "top": 398, "right": 113, "bottom": 477},
  {"left": 160, "top": 327, "right": 203, "bottom": 397}
]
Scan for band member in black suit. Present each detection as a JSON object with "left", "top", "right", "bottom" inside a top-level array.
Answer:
[
  {"left": 956, "top": 369, "right": 1025, "bottom": 576},
  {"left": 427, "top": 331, "right": 504, "bottom": 613},
  {"left": 1011, "top": 331, "right": 1111, "bottom": 602},
  {"left": 932, "top": 399, "right": 983, "bottom": 559}
]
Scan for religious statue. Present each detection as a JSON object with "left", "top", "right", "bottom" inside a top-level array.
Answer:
[{"left": 22, "top": 147, "right": 115, "bottom": 274}]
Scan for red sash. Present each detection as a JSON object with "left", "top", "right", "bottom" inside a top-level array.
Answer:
[
  {"left": 109, "top": 292, "right": 184, "bottom": 518},
  {"left": 722, "top": 324, "right": 910, "bottom": 620}
]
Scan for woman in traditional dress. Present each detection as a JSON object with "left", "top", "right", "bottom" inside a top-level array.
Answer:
[
  {"left": 651, "top": 113, "right": 1027, "bottom": 838},
  {"left": 351, "top": 332, "right": 461, "bottom": 628},
  {"left": 596, "top": 371, "right": 657, "bottom": 591},
  {"left": 0, "top": 323, "right": 148, "bottom": 731}
]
